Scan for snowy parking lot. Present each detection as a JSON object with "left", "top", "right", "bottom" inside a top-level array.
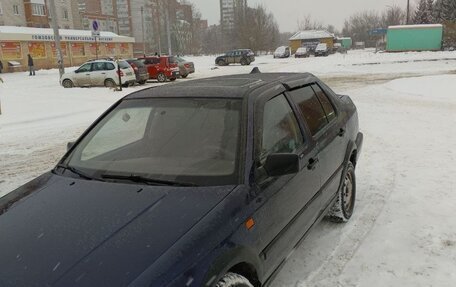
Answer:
[{"left": 1, "top": 49, "right": 456, "bottom": 286}]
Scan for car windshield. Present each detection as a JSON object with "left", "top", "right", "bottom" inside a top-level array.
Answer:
[
  {"left": 176, "top": 57, "right": 186, "bottom": 62},
  {"left": 63, "top": 98, "right": 243, "bottom": 186},
  {"left": 129, "top": 60, "right": 145, "bottom": 67},
  {"left": 275, "top": 47, "right": 286, "bottom": 53},
  {"left": 118, "top": 60, "right": 131, "bottom": 69}
]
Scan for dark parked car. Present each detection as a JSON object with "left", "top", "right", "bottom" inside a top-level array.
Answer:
[
  {"left": 176, "top": 56, "right": 195, "bottom": 78},
  {"left": 0, "top": 70, "right": 362, "bottom": 287},
  {"left": 126, "top": 59, "right": 150, "bottom": 85},
  {"left": 216, "top": 49, "right": 255, "bottom": 66}
]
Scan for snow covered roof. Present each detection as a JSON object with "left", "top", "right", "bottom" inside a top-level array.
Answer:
[
  {"left": 289, "top": 30, "right": 335, "bottom": 41},
  {"left": 0, "top": 26, "right": 135, "bottom": 43},
  {"left": 388, "top": 24, "right": 443, "bottom": 30}
]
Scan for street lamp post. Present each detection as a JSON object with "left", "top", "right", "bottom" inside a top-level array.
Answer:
[
  {"left": 48, "top": 0, "right": 65, "bottom": 78},
  {"left": 406, "top": 0, "right": 410, "bottom": 24}
]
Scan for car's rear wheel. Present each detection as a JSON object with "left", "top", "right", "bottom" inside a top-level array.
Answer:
[
  {"left": 181, "top": 74, "right": 188, "bottom": 78},
  {"left": 328, "top": 162, "right": 356, "bottom": 222},
  {"left": 62, "top": 79, "right": 74, "bottom": 88},
  {"left": 138, "top": 80, "right": 146, "bottom": 85},
  {"left": 215, "top": 273, "right": 253, "bottom": 287},
  {"left": 217, "top": 59, "right": 226, "bottom": 66},
  {"left": 169, "top": 77, "right": 176, "bottom": 82},
  {"left": 157, "top": 73, "right": 167, "bottom": 82},
  {"left": 104, "top": 79, "right": 116, "bottom": 88},
  {"left": 240, "top": 58, "right": 249, "bottom": 66}
]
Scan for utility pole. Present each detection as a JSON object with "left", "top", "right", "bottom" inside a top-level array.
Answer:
[
  {"left": 48, "top": 0, "right": 65, "bottom": 78},
  {"left": 165, "top": 1, "right": 172, "bottom": 55},
  {"left": 406, "top": 0, "right": 410, "bottom": 24},
  {"left": 141, "top": 6, "right": 146, "bottom": 56}
]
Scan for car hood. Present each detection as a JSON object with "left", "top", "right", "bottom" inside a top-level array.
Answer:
[{"left": 0, "top": 174, "right": 235, "bottom": 287}]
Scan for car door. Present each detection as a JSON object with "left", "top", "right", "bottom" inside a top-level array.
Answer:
[
  {"left": 73, "top": 63, "right": 92, "bottom": 86},
  {"left": 90, "top": 62, "right": 107, "bottom": 86},
  {"left": 252, "top": 94, "right": 322, "bottom": 276},
  {"left": 311, "top": 83, "right": 349, "bottom": 206},
  {"left": 234, "top": 50, "right": 242, "bottom": 63}
]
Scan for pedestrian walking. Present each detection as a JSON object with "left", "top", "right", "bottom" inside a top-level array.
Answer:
[
  {"left": 27, "top": 54, "right": 35, "bottom": 76},
  {"left": 0, "top": 60, "right": 3, "bottom": 73}
]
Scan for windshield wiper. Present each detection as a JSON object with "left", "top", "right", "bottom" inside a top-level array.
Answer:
[
  {"left": 101, "top": 174, "right": 198, "bottom": 187},
  {"left": 55, "top": 164, "right": 96, "bottom": 180}
]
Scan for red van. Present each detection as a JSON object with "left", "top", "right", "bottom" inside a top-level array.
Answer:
[{"left": 139, "top": 56, "right": 180, "bottom": 82}]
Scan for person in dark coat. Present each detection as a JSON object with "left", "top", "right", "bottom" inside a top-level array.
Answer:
[
  {"left": 0, "top": 60, "right": 3, "bottom": 73},
  {"left": 27, "top": 54, "right": 35, "bottom": 76}
]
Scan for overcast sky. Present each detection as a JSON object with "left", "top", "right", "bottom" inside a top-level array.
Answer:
[{"left": 190, "top": 0, "right": 409, "bottom": 32}]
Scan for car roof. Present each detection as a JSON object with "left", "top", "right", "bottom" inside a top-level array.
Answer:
[{"left": 125, "top": 72, "right": 318, "bottom": 100}]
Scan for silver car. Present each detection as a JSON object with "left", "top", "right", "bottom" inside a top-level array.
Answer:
[{"left": 60, "top": 60, "right": 137, "bottom": 88}]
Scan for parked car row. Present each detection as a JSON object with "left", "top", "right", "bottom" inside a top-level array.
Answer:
[{"left": 60, "top": 56, "right": 195, "bottom": 88}]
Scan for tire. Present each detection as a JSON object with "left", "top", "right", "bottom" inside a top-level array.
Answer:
[
  {"left": 181, "top": 74, "right": 188, "bottom": 78},
  {"left": 104, "top": 79, "right": 116, "bottom": 88},
  {"left": 217, "top": 60, "right": 226, "bottom": 66},
  {"left": 240, "top": 58, "right": 248, "bottom": 66},
  {"left": 138, "top": 80, "right": 146, "bottom": 85},
  {"left": 62, "top": 79, "right": 74, "bottom": 88},
  {"left": 169, "top": 77, "right": 176, "bottom": 82},
  {"left": 157, "top": 73, "right": 167, "bottom": 83},
  {"left": 328, "top": 162, "right": 356, "bottom": 222},
  {"left": 215, "top": 273, "right": 253, "bottom": 287}
]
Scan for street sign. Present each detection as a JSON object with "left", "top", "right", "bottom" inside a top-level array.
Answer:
[
  {"left": 368, "top": 28, "right": 387, "bottom": 36},
  {"left": 91, "top": 20, "right": 100, "bottom": 37}
]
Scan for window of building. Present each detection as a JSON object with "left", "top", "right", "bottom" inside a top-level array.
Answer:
[
  {"left": 289, "top": 85, "right": 328, "bottom": 136},
  {"left": 63, "top": 8, "right": 68, "bottom": 20},
  {"left": 32, "top": 4, "right": 46, "bottom": 16},
  {"left": 13, "top": 5, "right": 20, "bottom": 15}
]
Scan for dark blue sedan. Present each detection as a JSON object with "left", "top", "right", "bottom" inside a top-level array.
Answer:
[{"left": 0, "top": 71, "right": 363, "bottom": 287}]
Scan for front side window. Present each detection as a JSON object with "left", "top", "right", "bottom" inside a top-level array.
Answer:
[
  {"left": 64, "top": 98, "right": 243, "bottom": 186},
  {"left": 289, "top": 85, "right": 328, "bottom": 136},
  {"left": 260, "top": 95, "right": 304, "bottom": 162}
]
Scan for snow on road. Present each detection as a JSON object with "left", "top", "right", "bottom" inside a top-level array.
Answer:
[
  {"left": 270, "top": 74, "right": 456, "bottom": 287},
  {"left": 1, "top": 49, "right": 456, "bottom": 285}
]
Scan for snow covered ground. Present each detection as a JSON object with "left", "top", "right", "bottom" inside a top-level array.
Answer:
[{"left": 1, "top": 48, "right": 455, "bottom": 286}]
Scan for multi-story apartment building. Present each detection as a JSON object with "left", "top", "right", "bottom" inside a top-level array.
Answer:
[
  {"left": 116, "top": 0, "right": 132, "bottom": 36},
  {"left": 0, "top": 0, "right": 81, "bottom": 29},
  {"left": 0, "top": 0, "right": 27, "bottom": 26},
  {"left": 78, "top": 0, "right": 119, "bottom": 33},
  {"left": 220, "top": 0, "right": 247, "bottom": 31}
]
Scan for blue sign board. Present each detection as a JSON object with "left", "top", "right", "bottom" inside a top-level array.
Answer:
[{"left": 368, "top": 28, "right": 387, "bottom": 36}]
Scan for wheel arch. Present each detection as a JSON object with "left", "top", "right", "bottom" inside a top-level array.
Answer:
[{"left": 203, "top": 246, "right": 264, "bottom": 287}]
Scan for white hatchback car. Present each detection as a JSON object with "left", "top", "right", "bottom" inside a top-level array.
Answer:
[{"left": 60, "top": 60, "right": 137, "bottom": 88}]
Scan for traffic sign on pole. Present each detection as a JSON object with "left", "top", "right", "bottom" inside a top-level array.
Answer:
[{"left": 91, "top": 20, "right": 100, "bottom": 37}]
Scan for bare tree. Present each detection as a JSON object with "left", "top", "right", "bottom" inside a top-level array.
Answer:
[
  {"left": 342, "top": 11, "right": 382, "bottom": 46},
  {"left": 297, "top": 15, "right": 324, "bottom": 30},
  {"left": 382, "top": 5, "right": 407, "bottom": 27}
]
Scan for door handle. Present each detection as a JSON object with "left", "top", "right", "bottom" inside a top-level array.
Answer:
[
  {"left": 307, "top": 157, "right": 319, "bottom": 170},
  {"left": 338, "top": 128, "right": 346, "bottom": 137}
]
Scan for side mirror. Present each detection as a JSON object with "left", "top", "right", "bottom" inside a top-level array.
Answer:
[
  {"left": 67, "top": 141, "right": 75, "bottom": 151},
  {"left": 264, "top": 153, "right": 300, "bottom": 177}
]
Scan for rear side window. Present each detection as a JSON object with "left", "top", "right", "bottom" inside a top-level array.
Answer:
[
  {"left": 289, "top": 86, "right": 328, "bottom": 136},
  {"left": 312, "top": 84, "right": 336, "bottom": 122},
  {"left": 105, "top": 63, "right": 115, "bottom": 70},
  {"left": 260, "top": 95, "right": 304, "bottom": 161},
  {"left": 92, "top": 62, "right": 105, "bottom": 71}
]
